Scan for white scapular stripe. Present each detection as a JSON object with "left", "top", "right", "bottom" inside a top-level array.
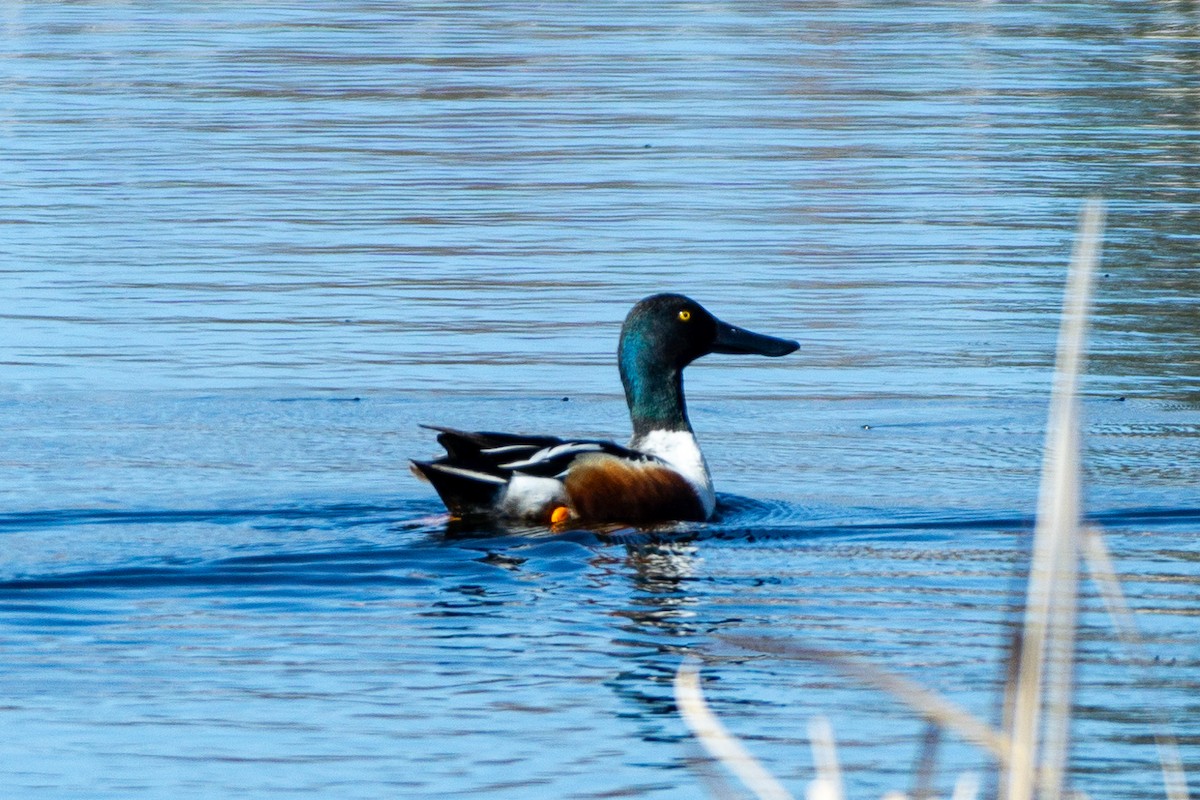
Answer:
[
  {"left": 429, "top": 464, "right": 507, "bottom": 485},
  {"left": 500, "top": 441, "right": 603, "bottom": 471}
]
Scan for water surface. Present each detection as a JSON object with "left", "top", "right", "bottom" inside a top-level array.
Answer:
[{"left": 1, "top": 3, "right": 1198, "bottom": 798}]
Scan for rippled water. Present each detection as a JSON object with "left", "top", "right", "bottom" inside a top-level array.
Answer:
[{"left": 2, "top": 3, "right": 1198, "bottom": 799}]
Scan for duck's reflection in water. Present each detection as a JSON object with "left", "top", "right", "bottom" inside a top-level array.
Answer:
[
  {"left": 602, "top": 539, "right": 710, "bottom": 749},
  {"left": 615, "top": 540, "right": 703, "bottom": 636}
]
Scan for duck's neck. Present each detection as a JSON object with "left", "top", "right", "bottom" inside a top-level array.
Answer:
[{"left": 619, "top": 345, "right": 692, "bottom": 437}]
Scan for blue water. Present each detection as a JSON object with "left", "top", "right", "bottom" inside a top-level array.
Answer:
[{"left": 2, "top": 3, "right": 1199, "bottom": 798}]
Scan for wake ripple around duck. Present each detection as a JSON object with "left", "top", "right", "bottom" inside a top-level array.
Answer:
[{"left": 1, "top": 496, "right": 1196, "bottom": 598}]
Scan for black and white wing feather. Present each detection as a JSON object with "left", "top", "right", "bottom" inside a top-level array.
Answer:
[{"left": 410, "top": 425, "right": 657, "bottom": 516}]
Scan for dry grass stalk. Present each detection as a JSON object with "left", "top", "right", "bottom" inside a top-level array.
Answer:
[
  {"left": 912, "top": 723, "right": 942, "bottom": 800},
  {"left": 1079, "top": 526, "right": 1190, "bottom": 800},
  {"left": 1004, "top": 198, "right": 1103, "bottom": 800},
  {"left": 673, "top": 658, "right": 797, "bottom": 800},
  {"left": 807, "top": 716, "right": 845, "bottom": 800},
  {"left": 720, "top": 637, "right": 1009, "bottom": 764},
  {"left": 674, "top": 199, "right": 1186, "bottom": 800},
  {"left": 951, "top": 773, "right": 980, "bottom": 800}
]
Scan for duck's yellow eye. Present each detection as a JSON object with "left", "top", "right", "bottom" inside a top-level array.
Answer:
[{"left": 678, "top": 310, "right": 691, "bottom": 322}]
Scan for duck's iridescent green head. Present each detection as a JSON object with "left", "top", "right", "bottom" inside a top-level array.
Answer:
[{"left": 618, "top": 293, "right": 799, "bottom": 435}]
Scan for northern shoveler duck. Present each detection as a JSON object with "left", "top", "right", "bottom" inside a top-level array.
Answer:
[{"left": 411, "top": 293, "right": 798, "bottom": 525}]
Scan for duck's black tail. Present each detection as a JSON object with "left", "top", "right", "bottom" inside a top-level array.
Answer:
[
  {"left": 410, "top": 460, "right": 505, "bottom": 517},
  {"left": 410, "top": 425, "right": 559, "bottom": 516},
  {"left": 412, "top": 425, "right": 644, "bottom": 517}
]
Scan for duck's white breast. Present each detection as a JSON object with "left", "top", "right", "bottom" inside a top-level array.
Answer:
[{"left": 630, "top": 430, "right": 716, "bottom": 519}]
